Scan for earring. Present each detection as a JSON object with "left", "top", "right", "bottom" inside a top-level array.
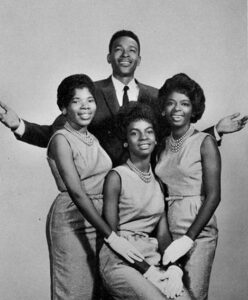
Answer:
[
  {"left": 155, "top": 141, "right": 157, "bottom": 145},
  {"left": 161, "top": 111, "right": 166, "bottom": 117},
  {"left": 123, "top": 142, "right": 128, "bottom": 148},
  {"left": 62, "top": 108, "right": 67, "bottom": 115}
]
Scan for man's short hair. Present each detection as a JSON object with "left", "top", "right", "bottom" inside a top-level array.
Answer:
[{"left": 109, "top": 30, "right": 141, "bottom": 54}]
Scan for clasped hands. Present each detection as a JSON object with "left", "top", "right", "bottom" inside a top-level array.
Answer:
[
  {"left": 105, "top": 232, "right": 186, "bottom": 298},
  {"left": 144, "top": 265, "right": 184, "bottom": 298},
  {"left": 146, "top": 235, "right": 193, "bottom": 298},
  {"left": 143, "top": 235, "right": 193, "bottom": 298}
]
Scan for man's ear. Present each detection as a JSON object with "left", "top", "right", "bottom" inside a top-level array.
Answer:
[
  {"left": 137, "top": 55, "right": 141, "bottom": 67},
  {"left": 107, "top": 53, "right": 111, "bottom": 64}
]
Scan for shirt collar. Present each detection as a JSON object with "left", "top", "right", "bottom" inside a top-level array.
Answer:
[{"left": 111, "top": 75, "right": 137, "bottom": 91}]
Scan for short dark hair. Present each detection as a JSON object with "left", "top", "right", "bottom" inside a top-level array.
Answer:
[
  {"left": 158, "top": 73, "right": 205, "bottom": 123},
  {"left": 115, "top": 101, "right": 158, "bottom": 143},
  {"left": 57, "top": 74, "right": 96, "bottom": 110},
  {"left": 109, "top": 30, "right": 141, "bottom": 54}
]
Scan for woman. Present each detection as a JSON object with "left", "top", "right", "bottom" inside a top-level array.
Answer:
[
  {"left": 100, "top": 102, "right": 192, "bottom": 300},
  {"left": 155, "top": 73, "right": 221, "bottom": 300},
  {"left": 46, "top": 74, "right": 143, "bottom": 300}
]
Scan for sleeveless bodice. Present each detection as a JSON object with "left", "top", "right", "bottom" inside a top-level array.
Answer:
[
  {"left": 113, "top": 165, "right": 165, "bottom": 234},
  {"left": 47, "top": 126, "right": 112, "bottom": 196},
  {"left": 155, "top": 132, "right": 209, "bottom": 196}
]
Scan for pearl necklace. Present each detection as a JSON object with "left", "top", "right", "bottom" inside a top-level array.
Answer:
[
  {"left": 64, "top": 122, "right": 94, "bottom": 146},
  {"left": 168, "top": 124, "right": 194, "bottom": 152},
  {"left": 126, "top": 159, "right": 152, "bottom": 183}
]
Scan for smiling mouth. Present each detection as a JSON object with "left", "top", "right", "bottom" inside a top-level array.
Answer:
[
  {"left": 78, "top": 113, "right": 92, "bottom": 120},
  {"left": 171, "top": 115, "right": 183, "bottom": 121},
  {"left": 139, "top": 143, "right": 151, "bottom": 149},
  {"left": 119, "top": 60, "right": 132, "bottom": 66}
]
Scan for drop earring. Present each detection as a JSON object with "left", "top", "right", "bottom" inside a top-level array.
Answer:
[{"left": 123, "top": 142, "right": 128, "bottom": 148}]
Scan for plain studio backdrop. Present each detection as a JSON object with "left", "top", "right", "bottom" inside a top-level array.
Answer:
[{"left": 0, "top": 1, "right": 247, "bottom": 299}]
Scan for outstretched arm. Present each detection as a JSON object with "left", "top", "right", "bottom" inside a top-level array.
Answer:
[
  {"left": 205, "top": 113, "right": 248, "bottom": 137},
  {"left": 0, "top": 101, "right": 21, "bottom": 130},
  {"left": 0, "top": 100, "right": 64, "bottom": 147},
  {"left": 215, "top": 113, "right": 248, "bottom": 134}
]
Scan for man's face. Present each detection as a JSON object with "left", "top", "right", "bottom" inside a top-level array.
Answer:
[{"left": 107, "top": 36, "right": 141, "bottom": 78}]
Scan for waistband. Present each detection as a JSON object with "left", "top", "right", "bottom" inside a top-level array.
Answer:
[
  {"left": 118, "top": 230, "right": 149, "bottom": 239},
  {"left": 60, "top": 191, "right": 103, "bottom": 200},
  {"left": 165, "top": 194, "right": 203, "bottom": 201}
]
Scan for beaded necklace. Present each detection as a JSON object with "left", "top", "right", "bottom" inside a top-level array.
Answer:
[
  {"left": 126, "top": 159, "right": 152, "bottom": 183},
  {"left": 168, "top": 124, "right": 194, "bottom": 152},
  {"left": 64, "top": 122, "right": 94, "bottom": 146}
]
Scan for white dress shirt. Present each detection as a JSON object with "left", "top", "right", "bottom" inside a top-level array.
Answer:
[{"left": 111, "top": 75, "right": 139, "bottom": 106}]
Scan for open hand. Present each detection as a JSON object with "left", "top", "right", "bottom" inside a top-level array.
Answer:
[
  {"left": 105, "top": 231, "right": 144, "bottom": 263},
  {"left": 163, "top": 235, "right": 193, "bottom": 265},
  {"left": 0, "top": 101, "right": 20, "bottom": 130},
  {"left": 216, "top": 113, "right": 248, "bottom": 134}
]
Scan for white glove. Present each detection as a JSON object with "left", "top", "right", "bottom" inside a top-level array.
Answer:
[
  {"left": 143, "top": 265, "right": 168, "bottom": 295},
  {"left": 163, "top": 235, "right": 194, "bottom": 265},
  {"left": 105, "top": 231, "right": 144, "bottom": 263},
  {"left": 163, "top": 265, "right": 184, "bottom": 298}
]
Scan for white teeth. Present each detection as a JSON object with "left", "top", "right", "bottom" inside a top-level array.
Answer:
[
  {"left": 139, "top": 144, "right": 150, "bottom": 149},
  {"left": 120, "top": 61, "right": 131, "bottom": 66},
  {"left": 79, "top": 114, "right": 91, "bottom": 119},
  {"left": 172, "top": 115, "right": 183, "bottom": 121}
]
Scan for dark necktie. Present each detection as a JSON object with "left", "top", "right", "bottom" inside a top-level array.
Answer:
[{"left": 122, "top": 86, "right": 129, "bottom": 106}]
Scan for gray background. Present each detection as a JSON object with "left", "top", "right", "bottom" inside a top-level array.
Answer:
[{"left": 0, "top": 0, "right": 247, "bottom": 299}]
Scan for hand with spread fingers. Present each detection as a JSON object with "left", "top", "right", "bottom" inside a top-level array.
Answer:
[
  {"left": 216, "top": 112, "right": 248, "bottom": 134},
  {"left": 105, "top": 231, "right": 145, "bottom": 263},
  {"left": 0, "top": 101, "right": 20, "bottom": 130}
]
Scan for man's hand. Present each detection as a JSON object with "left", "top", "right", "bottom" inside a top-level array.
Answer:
[
  {"left": 216, "top": 113, "right": 248, "bottom": 135},
  {"left": 0, "top": 101, "right": 20, "bottom": 130}
]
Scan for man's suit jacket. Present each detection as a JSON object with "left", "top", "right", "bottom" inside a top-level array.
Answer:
[{"left": 17, "top": 76, "right": 161, "bottom": 165}]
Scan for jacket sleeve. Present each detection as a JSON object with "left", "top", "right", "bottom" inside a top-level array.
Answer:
[{"left": 15, "top": 114, "right": 66, "bottom": 148}]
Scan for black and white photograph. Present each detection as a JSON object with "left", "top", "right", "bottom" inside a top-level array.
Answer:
[{"left": 0, "top": 1, "right": 247, "bottom": 299}]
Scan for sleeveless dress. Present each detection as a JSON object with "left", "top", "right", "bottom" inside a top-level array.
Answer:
[
  {"left": 46, "top": 123, "right": 112, "bottom": 300},
  {"left": 155, "top": 131, "right": 218, "bottom": 300},
  {"left": 99, "top": 164, "right": 191, "bottom": 300}
]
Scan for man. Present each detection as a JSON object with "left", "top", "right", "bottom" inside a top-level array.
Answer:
[{"left": 0, "top": 30, "right": 247, "bottom": 166}]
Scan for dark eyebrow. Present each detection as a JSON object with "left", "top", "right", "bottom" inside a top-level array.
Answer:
[{"left": 129, "top": 126, "right": 154, "bottom": 132}]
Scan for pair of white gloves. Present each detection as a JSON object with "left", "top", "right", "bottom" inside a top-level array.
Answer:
[
  {"left": 144, "top": 265, "right": 184, "bottom": 298},
  {"left": 105, "top": 232, "right": 194, "bottom": 298},
  {"left": 143, "top": 235, "right": 194, "bottom": 298}
]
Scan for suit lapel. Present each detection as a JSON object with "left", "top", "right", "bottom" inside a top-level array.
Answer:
[
  {"left": 101, "top": 77, "right": 120, "bottom": 115},
  {"left": 136, "top": 80, "right": 151, "bottom": 104}
]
